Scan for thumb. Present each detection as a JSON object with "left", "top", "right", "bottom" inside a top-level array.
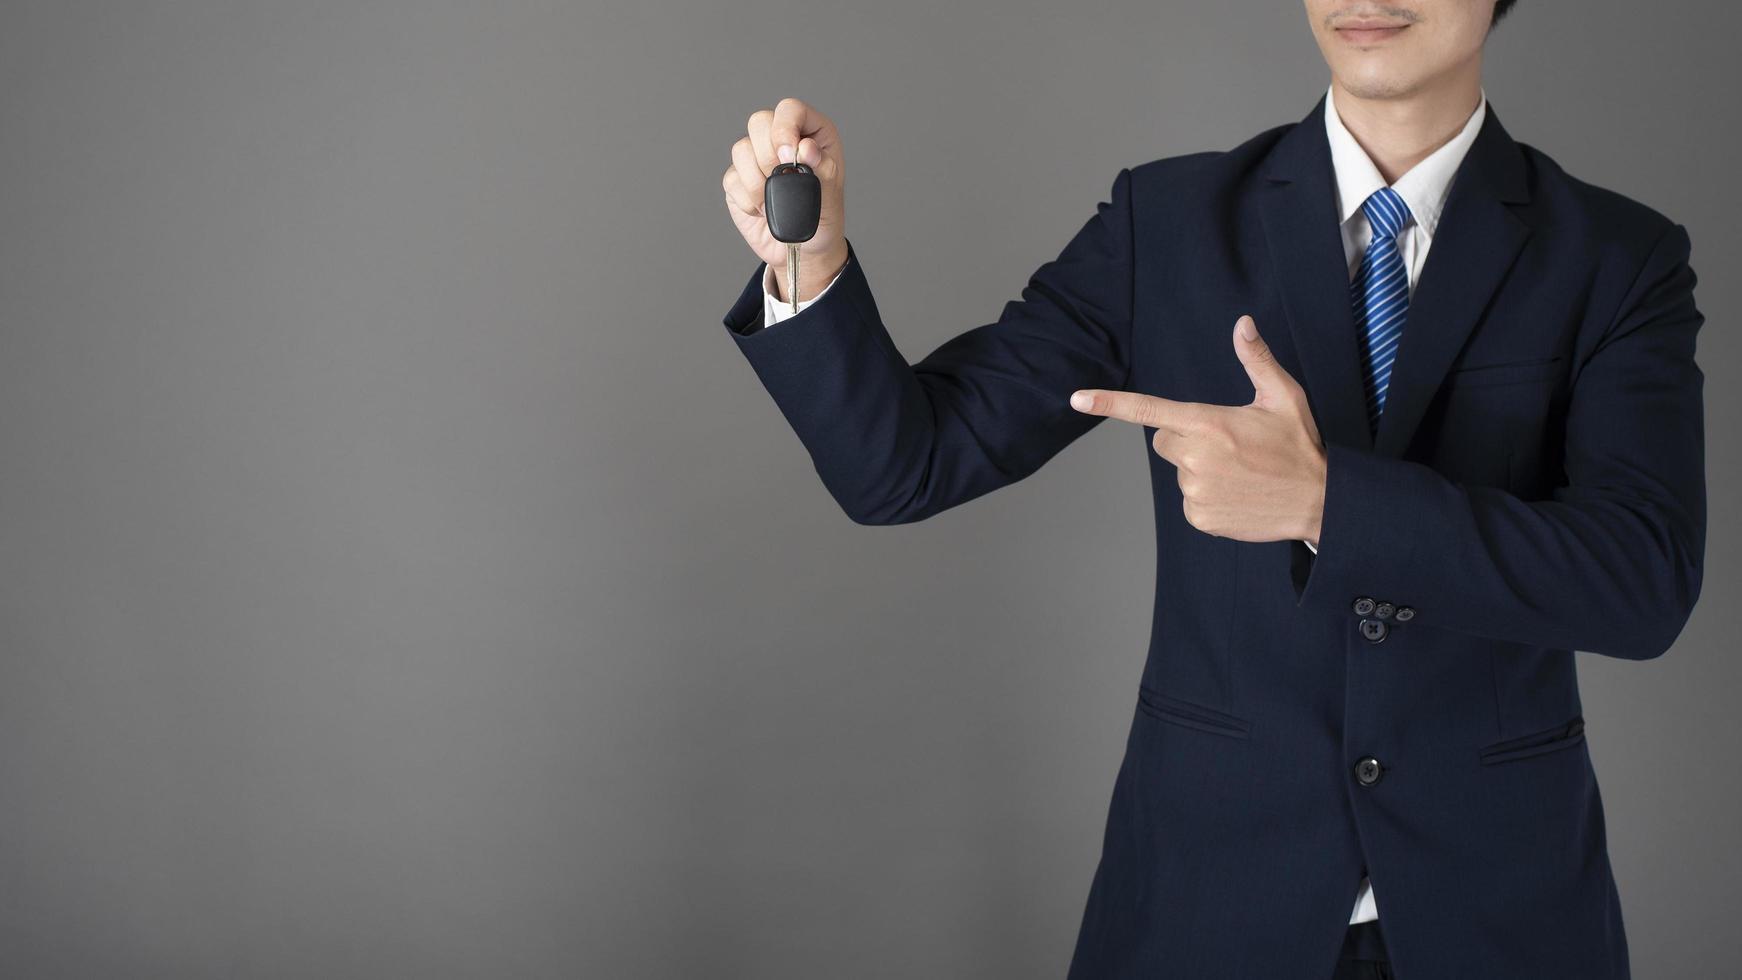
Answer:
[{"left": 1232, "top": 314, "right": 1297, "bottom": 410}]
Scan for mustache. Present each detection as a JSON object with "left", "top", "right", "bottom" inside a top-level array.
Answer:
[{"left": 1325, "top": 5, "right": 1422, "bottom": 27}]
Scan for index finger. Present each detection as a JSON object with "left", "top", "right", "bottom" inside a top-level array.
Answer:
[
  {"left": 1070, "top": 388, "right": 1209, "bottom": 434},
  {"left": 770, "top": 97, "right": 839, "bottom": 161}
]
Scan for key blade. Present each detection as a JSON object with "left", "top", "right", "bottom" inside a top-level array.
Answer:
[{"left": 764, "top": 162, "right": 821, "bottom": 244}]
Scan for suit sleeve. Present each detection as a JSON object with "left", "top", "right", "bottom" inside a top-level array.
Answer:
[
  {"left": 719, "top": 168, "right": 1137, "bottom": 526},
  {"left": 1293, "top": 222, "right": 1707, "bottom": 660}
]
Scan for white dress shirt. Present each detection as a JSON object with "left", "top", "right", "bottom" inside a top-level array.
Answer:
[{"left": 759, "top": 83, "right": 1488, "bottom": 927}]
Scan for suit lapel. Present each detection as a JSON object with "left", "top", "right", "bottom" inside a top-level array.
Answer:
[
  {"left": 1259, "top": 95, "right": 1374, "bottom": 454},
  {"left": 1257, "top": 94, "right": 1533, "bottom": 459},
  {"left": 1370, "top": 106, "right": 1532, "bottom": 456}
]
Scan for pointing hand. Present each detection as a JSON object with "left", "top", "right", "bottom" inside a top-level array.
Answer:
[{"left": 1069, "top": 315, "right": 1329, "bottom": 547}]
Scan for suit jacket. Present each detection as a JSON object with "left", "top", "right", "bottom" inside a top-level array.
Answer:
[{"left": 717, "top": 93, "right": 1706, "bottom": 980}]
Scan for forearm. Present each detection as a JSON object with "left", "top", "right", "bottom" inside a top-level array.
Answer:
[
  {"left": 724, "top": 240, "right": 1126, "bottom": 524},
  {"left": 718, "top": 169, "right": 1138, "bottom": 526},
  {"left": 727, "top": 242, "right": 976, "bottom": 523},
  {"left": 1294, "top": 442, "right": 1702, "bottom": 658}
]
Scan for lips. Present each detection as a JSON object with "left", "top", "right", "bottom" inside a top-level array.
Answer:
[{"left": 1336, "top": 23, "right": 1409, "bottom": 43}]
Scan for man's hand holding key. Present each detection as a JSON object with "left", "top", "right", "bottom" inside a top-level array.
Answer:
[{"left": 721, "top": 98, "right": 849, "bottom": 308}]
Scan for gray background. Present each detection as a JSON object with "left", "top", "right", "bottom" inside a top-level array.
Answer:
[{"left": 1, "top": 1, "right": 1735, "bottom": 976}]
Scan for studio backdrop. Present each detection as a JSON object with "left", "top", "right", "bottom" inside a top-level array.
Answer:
[{"left": 1, "top": 2, "right": 1737, "bottom": 977}]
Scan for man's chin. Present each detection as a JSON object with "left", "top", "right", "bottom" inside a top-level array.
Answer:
[{"left": 1334, "top": 70, "right": 1418, "bottom": 101}]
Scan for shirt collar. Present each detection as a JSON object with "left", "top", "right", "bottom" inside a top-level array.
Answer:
[{"left": 1323, "top": 83, "right": 1487, "bottom": 239}]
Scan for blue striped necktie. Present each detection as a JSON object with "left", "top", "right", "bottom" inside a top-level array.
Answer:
[{"left": 1350, "top": 187, "right": 1413, "bottom": 435}]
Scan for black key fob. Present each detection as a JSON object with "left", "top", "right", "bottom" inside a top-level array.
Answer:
[{"left": 763, "top": 162, "right": 821, "bottom": 244}]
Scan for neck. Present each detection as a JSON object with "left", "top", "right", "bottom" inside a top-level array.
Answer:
[{"left": 1331, "top": 69, "right": 1484, "bottom": 183}]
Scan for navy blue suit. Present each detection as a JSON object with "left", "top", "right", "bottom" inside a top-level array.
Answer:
[{"left": 718, "top": 94, "right": 1706, "bottom": 979}]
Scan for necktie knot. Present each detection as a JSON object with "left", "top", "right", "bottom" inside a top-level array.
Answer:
[{"left": 1361, "top": 187, "right": 1412, "bottom": 241}]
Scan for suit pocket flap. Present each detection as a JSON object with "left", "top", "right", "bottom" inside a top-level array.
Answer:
[
  {"left": 1478, "top": 716, "right": 1586, "bottom": 765},
  {"left": 1135, "top": 686, "right": 1252, "bottom": 739}
]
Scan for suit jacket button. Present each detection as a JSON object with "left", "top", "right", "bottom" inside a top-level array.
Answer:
[
  {"left": 1374, "top": 601, "right": 1396, "bottom": 620},
  {"left": 1359, "top": 618, "right": 1389, "bottom": 643},
  {"left": 1354, "top": 756, "right": 1383, "bottom": 786},
  {"left": 1394, "top": 606, "right": 1415, "bottom": 622},
  {"left": 1353, "top": 596, "right": 1377, "bottom": 616}
]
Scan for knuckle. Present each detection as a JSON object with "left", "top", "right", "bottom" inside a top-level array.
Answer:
[{"left": 747, "top": 109, "right": 772, "bottom": 129}]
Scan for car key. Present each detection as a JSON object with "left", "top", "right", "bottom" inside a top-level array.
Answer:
[{"left": 763, "top": 161, "right": 822, "bottom": 315}]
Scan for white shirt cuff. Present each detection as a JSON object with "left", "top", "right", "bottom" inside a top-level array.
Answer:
[
  {"left": 1304, "top": 539, "right": 1318, "bottom": 554},
  {"left": 762, "top": 260, "right": 844, "bottom": 327}
]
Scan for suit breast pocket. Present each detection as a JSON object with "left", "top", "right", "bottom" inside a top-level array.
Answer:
[
  {"left": 1441, "top": 355, "right": 1565, "bottom": 391},
  {"left": 1433, "top": 355, "right": 1568, "bottom": 478}
]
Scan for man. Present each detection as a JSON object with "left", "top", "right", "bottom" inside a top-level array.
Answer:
[{"left": 716, "top": 1, "right": 1705, "bottom": 976}]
